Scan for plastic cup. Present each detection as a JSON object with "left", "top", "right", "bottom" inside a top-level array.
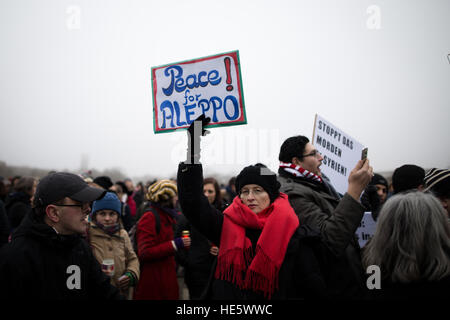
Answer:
[{"left": 101, "top": 259, "right": 115, "bottom": 276}]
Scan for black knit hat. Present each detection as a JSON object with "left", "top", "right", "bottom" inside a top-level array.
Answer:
[
  {"left": 392, "top": 164, "right": 425, "bottom": 194},
  {"left": 370, "top": 173, "right": 388, "bottom": 189},
  {"left": 93, "top": 176, "right": 113, "bottom": 190},
  {"left": 235, "top": 164, "right": 281, "bottom": 203}
]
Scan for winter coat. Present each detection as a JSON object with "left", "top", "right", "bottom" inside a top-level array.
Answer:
[
  {"left": 0, "top": 211, "right": 123, "bottom": 300},
  {"left": 0, "top": 200, "right": 10, "bottom": 247},
  {"left": 177, "top": 163, "right": 330, "bottom": 300},
  {"left": 87, "top": 222, "right": 140, "bottom": 289},
  {"left": 132, "top": 190, "right": 145, "bottom": 209},
  {"left": 120, "top": 202, "right": 134, "bottom": 232},
  {"left": 133, "top": 205, "right": 179, "bottom": 300},
  {"left": 5, "top": 191, "right": 32, "bottom": 230},
  {"left": 175, "top": 213, "right": 218, "bottom": 299},
  {"left": 366, "top": 276, "right": 450, "bottom": 300},
  {"left": 278, "top": 170, "right": 368, "bottom": 298},
  {"left": 127, "top": 196, "right": 137, "bottom": 218}
]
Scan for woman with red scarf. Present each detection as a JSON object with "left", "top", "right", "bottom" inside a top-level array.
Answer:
[{"left": 176, "top": 116, "right": 329, "bottom": 299}]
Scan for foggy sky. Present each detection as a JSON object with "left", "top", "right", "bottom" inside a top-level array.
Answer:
[{"left": 1, "top": 0, "right": 449, "bottom": 181}]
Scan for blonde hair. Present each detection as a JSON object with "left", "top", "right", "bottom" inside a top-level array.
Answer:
[
  {"left": 146, "top": 180, "right": 177, "bottom": 203},
  {"left": 362, "top": 191, "right": 450, "bottom": 283}
]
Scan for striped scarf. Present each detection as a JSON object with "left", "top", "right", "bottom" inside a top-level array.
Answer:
[{"left": 279, "top": 162, "right": 323, "bottom": 184}]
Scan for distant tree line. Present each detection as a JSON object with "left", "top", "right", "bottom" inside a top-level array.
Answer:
[{"left": 0, "top": 161, "right": 131, "bottom": 183}]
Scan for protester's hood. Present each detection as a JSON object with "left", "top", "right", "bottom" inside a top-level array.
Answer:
[{"left": 5, "top": 191, "right": 31, "bottom": 209}]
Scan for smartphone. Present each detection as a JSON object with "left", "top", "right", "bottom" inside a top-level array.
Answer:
[{"left": 361, "top": 147, "right": 368, "bottom": 161}]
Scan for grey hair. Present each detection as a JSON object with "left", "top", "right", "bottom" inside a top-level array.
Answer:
[{"left": 362, "top": 191, "right": 450, "bottom": 283}]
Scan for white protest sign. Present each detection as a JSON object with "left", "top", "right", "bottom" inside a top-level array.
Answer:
[
  {"left": 151, "top": 51, "right": 246, "bottom": 133},
  {"left": 355, "top": 212, "right": 377, "bottom": 247},
  {"left": 312, "top": 114, "right": 366, "bottom": 195}
]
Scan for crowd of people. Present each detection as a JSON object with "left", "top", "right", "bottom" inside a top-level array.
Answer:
[{"left": 0, "top": 117, "right": 449, "bottom": 300}]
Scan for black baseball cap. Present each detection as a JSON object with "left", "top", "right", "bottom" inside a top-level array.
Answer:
[{"left": 34, "top": 172, "right": 106, "bottom": 208}]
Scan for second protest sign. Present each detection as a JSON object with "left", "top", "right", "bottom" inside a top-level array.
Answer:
[{"left": 312, "top": 114, "right": 366, "bottom": 195}]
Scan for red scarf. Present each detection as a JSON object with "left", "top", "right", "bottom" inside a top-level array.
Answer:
[{"left": 215, "top": 193, "right": 299, "bottom": 299}]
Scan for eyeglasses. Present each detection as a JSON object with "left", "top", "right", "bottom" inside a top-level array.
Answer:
[
  {"left": 302, "top": 149, "right": 321, "bottom": 158},
  {"left": 240, "top": 188, "right": 265, "bottom": 197},
  {"left": 54, "top": 203, "right": 90, "bottom": 212}
]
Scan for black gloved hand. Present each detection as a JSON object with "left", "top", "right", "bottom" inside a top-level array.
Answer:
[
  {"left": 360, "top": 184, "right": 381, "bottom": 219},
  {"left": 186, "top": 114, "right": 211, "bottom": 164}
]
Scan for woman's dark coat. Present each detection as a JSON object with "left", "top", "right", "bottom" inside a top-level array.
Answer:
[{"left": 177, "top": 163, "right": 331, "bottom": 300}]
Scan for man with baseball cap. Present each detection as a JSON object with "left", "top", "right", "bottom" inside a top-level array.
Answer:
[{"left": 0, "top": 172, "right": 124, "bottom": 299}]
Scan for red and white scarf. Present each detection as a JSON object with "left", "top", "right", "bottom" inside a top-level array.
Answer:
[
  {"left": 279, "top": 162, "right": 323, "bottom": 184},
  {"left": 215, "top": 193, "right": 299, "bottom": 299}
]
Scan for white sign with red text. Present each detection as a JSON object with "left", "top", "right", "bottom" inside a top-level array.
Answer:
[{"left": 151, "top": 51, "right": 246, "bottom": 134}]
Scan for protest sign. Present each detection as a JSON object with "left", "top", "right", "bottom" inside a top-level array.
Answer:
[
  {"left": 355, "top": 212, "right": 377, "bottom": 247},
  {"left": 312, "top": 114, "right": 366, "bottom": 195},
  {"left": 151, "top": 51, "right": 246, "bottom": 134}
]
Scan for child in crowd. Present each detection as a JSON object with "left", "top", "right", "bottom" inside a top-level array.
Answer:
[{"left": 87, "top": 192, "right": 140, "bottom": 299}]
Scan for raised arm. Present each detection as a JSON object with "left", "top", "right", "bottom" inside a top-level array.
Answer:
[
  {"left": 285, "top": 159, "right": 372, "bottom": 257},
  {"left": 288, "top": 192, "right": 365, "bottom": 257},
  {"left": 177, "top": 115, "right": 223, "bottom": 245}
]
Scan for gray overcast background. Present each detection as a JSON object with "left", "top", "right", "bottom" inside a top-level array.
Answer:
[{"left": 1, "top": 0, "right": 449, "bottom": 181}]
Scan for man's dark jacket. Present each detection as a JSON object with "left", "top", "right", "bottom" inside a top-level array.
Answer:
[
  {"left": 175, "top": 213, "right": 218, "bottom": 299},
  {"left": 278, "top": 170, "right": 368, "bottom": 299},
  {"left": 0, "top": 200, "right": 10, "bottom": 247},
  {"left": 5, "top": 191, "right": 32, "bottom": 230},
  {"left": 0, "top": 210, "right": 123, "bottom": 300}
]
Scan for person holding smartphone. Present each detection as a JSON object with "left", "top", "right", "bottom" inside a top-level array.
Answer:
[{"left": 277, "top": 135, "right": 373, "bottom": 299}]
